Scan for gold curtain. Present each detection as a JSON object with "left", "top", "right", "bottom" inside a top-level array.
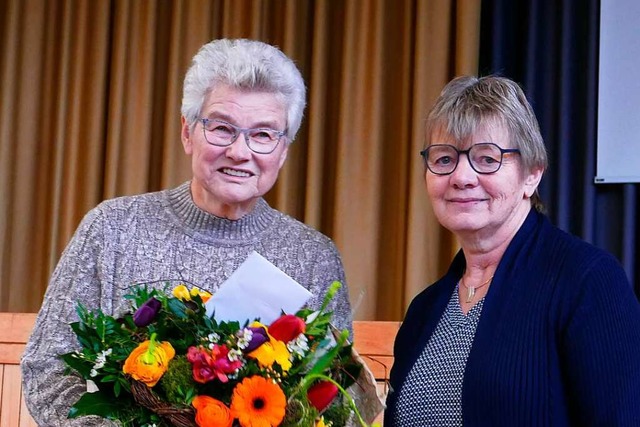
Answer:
[{"left": 0, "top": 0, "right": 479, "bottom": 319}]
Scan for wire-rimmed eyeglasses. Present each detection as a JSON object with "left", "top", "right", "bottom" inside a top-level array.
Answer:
[
  {"left": 420, "top": 143, "right": 521, "bottom": 175},
  {"left": 200, "top": 118, "right": 287, "bottom": 154}
]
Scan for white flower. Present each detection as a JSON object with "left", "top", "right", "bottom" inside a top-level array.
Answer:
[
  {"left": 287, "top": 334, "right": 309, "bottom": 357},
  {"left": 228, "top": 348, "right": 243, "bottom": 362},
  {"left": 90, "top": 348, "right": 112, "bottom": 373},
  {"left": 236, "top": 328, "right": 253, "bottom": 350}
]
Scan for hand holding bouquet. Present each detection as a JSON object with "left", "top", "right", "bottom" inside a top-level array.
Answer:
[{"left": 62, "top": 281, "right": 379, "bottom": 427}]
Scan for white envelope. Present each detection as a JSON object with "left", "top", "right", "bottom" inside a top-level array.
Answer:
[{"left": 205, "top": 251, "right": 312, "bottom": 325}]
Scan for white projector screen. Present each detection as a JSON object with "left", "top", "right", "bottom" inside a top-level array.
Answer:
[{"left": 595, "top": 0, "right": 640, "bottom": 184}]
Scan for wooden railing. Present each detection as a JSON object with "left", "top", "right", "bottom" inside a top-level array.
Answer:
[
  {"left": 0, "top": 313, "right": 399, "bottom": 426},
  {"left": 0, "top": 313, "right": 38, "bottom": 427}
]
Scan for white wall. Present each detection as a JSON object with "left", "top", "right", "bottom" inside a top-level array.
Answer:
[{"left": 596, "top": 0, "right": 640, "bottom": 183}]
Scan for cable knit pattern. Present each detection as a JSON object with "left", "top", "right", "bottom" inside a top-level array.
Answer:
[{"left": 21, "top": 182, "right": 352, "bottom": 426}]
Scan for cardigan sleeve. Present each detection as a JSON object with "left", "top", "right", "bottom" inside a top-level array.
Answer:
[{"left": 560, "top": 253, "right": 640, "bottom": 426}]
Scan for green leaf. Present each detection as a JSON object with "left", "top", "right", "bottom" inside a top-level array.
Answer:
[
  {"left": 68, "top": 391, "right": 122, "bottom": 419},
  {"left": 60, "top": 353, "right": 92, "bottom": 378},
  {"left": 320, "top": 281, "right": 341, "bottom": 312},
  {"left": 101, "top": 374, "right": 119, "bottom": 383},
  {"left": 167, "top": 297, "right": 189, "bottom": 319},
  {"left": 307, "top": 330, "right": 349, "bottom": 377}
]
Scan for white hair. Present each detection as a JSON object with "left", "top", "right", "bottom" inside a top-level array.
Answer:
[{"left": 181, "top": 38, "right": 306, "bottom": 141}]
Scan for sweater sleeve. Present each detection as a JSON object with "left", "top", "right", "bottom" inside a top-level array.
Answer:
[
  {"left": 314, "top": 239, "right": 353, "bottom": 338},
  {"left": 561, "top": 253, "right": 640, "bottom": 426},
  {"left": 20, "top": 207, "right": 118, "bottom": 427}
]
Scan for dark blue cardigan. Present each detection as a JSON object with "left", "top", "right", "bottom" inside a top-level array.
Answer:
[{"left": 385, "top": 210, "right": 640, "bottom": 426}]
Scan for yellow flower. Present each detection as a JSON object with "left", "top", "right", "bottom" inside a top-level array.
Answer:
[
  {"left": 172, "top": 284, "right": 191, "bottom": 301},
  {"left": 246, "top": 322, "right": 292, "bottom": 372},
  {"left": 172, "top": 284, "right": 212, "bottom": 303},
  {"left": 316, "top": 417, "right": 327, "bottom": 427},
  {"left": 190, "top": 286, "right": 212, "bottom": 303},
  {"left": 231, "top": 376, "right": 286, "bottom": 427},
  {"left": 123, "top": 334, "right": 175, "bottom": 387}
]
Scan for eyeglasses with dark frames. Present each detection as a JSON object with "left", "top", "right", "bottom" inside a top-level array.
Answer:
[
  {"left": 420, "top": 143, "right": 521, "bottom": 175},
  {"left": 200, "top": 118, "right": 287, "bottom": 154}
]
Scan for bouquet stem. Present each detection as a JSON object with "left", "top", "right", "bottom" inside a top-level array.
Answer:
[{"left": 297, "top": 373, "right": 370, "bottom": 427}]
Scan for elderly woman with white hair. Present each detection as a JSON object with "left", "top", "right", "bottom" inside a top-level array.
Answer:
[{"left": 22, "top": 39, "right": 352, "bottom": 426}]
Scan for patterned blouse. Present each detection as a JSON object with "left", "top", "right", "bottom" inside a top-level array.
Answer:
[{"left": 391, "top": 285, "right": 485, "bottom": 426}]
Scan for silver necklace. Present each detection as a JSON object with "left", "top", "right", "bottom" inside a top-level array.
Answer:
[{"left": 460, "top": 275, "right": 494, "bottom": 303}]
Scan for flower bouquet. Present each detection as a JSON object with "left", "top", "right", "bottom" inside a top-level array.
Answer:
[{"left": 61, "top": 281, "right": 380, "bottom": 427}]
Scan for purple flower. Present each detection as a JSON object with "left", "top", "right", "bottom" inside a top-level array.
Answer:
[
  {"left": 133, "top": 297, "right": 161, "bottom": 327},
  {"left": 244, "top": 326, "right": 269, "bottom": 352}
]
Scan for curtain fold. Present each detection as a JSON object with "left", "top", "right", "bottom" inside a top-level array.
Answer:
[{"left": 0, "top": 0, "right": 480, "bottom": 317}]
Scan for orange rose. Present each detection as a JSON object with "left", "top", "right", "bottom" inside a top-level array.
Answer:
[
  {"left": 192, "top": 395, "right": 233, "bottom": 427},
  {"left": 122, "top": 335, "right": 175, "bottom": 387}
]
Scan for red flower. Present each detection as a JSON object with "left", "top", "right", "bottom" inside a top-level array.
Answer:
[
  {"left": 268, "top": 314, "right": 305, "bottom": 343},
  {"left": 307, "top": 381, "right": 339, "bottom": 412},
  {"left": 186, "top": 345, "right": 242, "bottom": 383}
]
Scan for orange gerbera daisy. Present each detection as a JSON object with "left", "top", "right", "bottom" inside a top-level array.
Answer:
[{"left": 230, "top": 376, "right": 286, "bottom": 427}]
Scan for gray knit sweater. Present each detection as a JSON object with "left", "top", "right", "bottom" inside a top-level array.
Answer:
[{"left": 21, "top": 182, "right": 352, "bottom": 426}]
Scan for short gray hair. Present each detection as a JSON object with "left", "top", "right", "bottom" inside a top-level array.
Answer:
[
  {"left": 181, "top": 38, "right": 306, "bottom": 141},
  {"left": 425, "top": 75, "right": 548, "bottom": 211}
]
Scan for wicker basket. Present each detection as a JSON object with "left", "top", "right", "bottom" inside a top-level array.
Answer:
[{"left": 130, "top": 379, "right": 197, "bottom": 427}]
